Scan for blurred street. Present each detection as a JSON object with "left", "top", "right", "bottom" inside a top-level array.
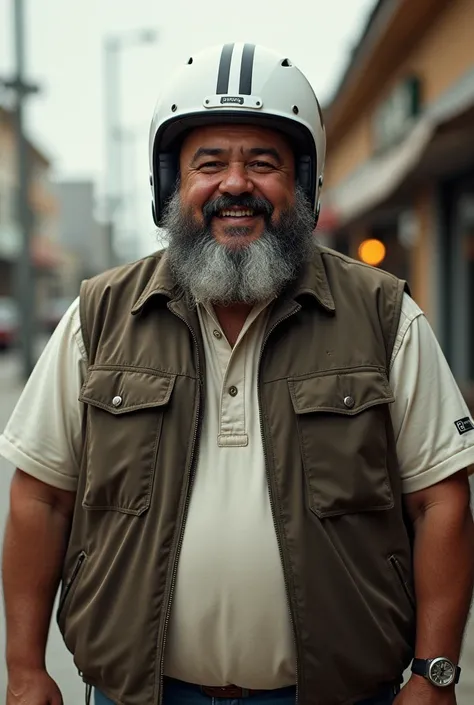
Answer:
[
  {"left": 0, "top": 348, "right": 86, "bottom": 704},
  {"left": 1, "top": 346, "right": 474, "bottom": 703}
]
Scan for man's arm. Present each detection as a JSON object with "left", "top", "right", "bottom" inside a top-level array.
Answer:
[
  {"left": 397, "top": 469, "right": 474, "bottom": 702},
  {"left": 2, "top": 469, "right": 76, "bottom": 701}
]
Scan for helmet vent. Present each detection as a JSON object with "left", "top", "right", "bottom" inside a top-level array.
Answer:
[
  {"left": 292, "top": 105, "right": 299, "bottom": 114},
  {"left": 187, "top": 57, "right": 193, "bottom": 64},
  {"left": 281, "top": 58, "right": 292, "bottom": 67}
]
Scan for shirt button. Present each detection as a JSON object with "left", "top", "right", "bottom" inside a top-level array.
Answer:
[
  {"left": 228, "top": 386, "right": 239, "bottom": 397},
  {"left": 213, "top": 329, "right": 223, "bottom": 339},
  {"left": 343, "top": 395, "right": 355, "bottom": 409},
  {"left": 112, "top": 395, "right": 123, "bottom": 407}
]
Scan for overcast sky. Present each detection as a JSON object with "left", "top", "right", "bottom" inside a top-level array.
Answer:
[{"left": 0, "top": 0, "right": 376, "bottom": 255}]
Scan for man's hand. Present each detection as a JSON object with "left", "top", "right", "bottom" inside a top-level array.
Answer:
[
  {"left": 395, "top": 676, "right": 456, "bottom": 705},
  {"left": 6, "top": 669, "right": 63, "bottom": 705}
]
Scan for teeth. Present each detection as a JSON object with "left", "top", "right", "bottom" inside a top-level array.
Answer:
[{"left": 219, "top": 209, "right": 254, "bottom": 217}]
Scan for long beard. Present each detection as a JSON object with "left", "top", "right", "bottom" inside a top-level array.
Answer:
[{"left": 161, "top": 185, "right": 316, "bottom": 306}]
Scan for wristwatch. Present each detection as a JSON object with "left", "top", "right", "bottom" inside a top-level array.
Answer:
[{"left": 411, "top": 658, "right": 461, "bottom": 687}]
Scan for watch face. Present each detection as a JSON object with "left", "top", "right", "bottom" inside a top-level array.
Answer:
[{"left": 429, "top": 658, "right": 455, "bottom": 687}]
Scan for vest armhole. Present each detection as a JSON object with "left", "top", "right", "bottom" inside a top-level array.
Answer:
[
  {"left": 385, "top": 279, "right": 409, "bottom": 372},
  {"left": 79, "top": 280, "right": 92, "bottom": 363}
]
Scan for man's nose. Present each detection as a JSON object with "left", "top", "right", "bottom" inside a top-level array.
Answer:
[{"left": 218, "top": 164, "right": 254, "bottom": 196}]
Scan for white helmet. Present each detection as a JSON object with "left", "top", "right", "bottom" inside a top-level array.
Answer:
[{"left": 149, "top": 42, "right": 326, "bottom": 225}]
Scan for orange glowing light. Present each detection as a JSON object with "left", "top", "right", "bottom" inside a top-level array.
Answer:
[{"left": 358, "top": 239, "right": 386, "bottom": 266}]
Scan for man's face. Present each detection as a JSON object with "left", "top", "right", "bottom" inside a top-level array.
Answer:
[
  {"left": 179, "top": 124, "right": 296, "bottom": 249},
  {"left": 162, "top": 123, "right": 315, "bottom": 306}
]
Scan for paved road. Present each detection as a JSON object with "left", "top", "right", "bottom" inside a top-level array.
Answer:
[{"left": 1, "top": 348, "right": 474, "bottom": 704}]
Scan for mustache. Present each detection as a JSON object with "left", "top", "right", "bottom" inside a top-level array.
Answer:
[{"left": 202, "top": 194, "right": 274, "bottom": 225}]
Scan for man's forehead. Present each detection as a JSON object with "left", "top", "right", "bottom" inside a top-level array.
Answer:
[{"left": 181, "top": 123, "right": 292, "bottom": 154}]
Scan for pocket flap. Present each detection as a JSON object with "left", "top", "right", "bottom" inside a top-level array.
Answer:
[
  {"left": 79, "top": 368, "right": 176, "bottom": 414},
  {"left": 289, "top": 368, "right": 394, "bottom": 416}
]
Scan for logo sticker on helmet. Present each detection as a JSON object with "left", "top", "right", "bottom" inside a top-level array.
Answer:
[
  {"left": 203, "top": 95, "right": 263, "bottom": 110},
  {"left": 220, "top": 96, "right": 244, "bottom": 105}
]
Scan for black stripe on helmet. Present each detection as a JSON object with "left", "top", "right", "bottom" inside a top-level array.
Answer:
[
  {"left": 216, "top": 43, "right": 235, "bottom": 94},
  {"left": 239, "top": 43, "right": 256, "bottom": 95}
]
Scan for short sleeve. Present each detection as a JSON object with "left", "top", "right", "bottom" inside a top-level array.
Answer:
[
  {"left": 0, "top": 298, "right": 86, "bottom": 491},
  {"left": 389, "top": 293, "right": 474, "bottom": 493}
]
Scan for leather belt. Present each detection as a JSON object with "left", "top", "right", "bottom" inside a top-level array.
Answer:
[
  {"left": 199, "top": 681, "right": 401, "bottom": 701},
  {"left": 200, "top": 684, "right": 267, "bottom": 698}
]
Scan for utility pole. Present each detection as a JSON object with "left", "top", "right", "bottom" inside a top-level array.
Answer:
[
  {"left": 104, "top": 37, "right": 121, "bottom": 268},
  {"left": 3, "top": 0, "right": 39, "bottom": 380},
  {"left": 103, "top": 29, "right": 158, "bottom": 268}
]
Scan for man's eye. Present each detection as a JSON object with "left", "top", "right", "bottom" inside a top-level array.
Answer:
[
  {"left": 250, "top": 161, "right": 276, "bottom": 170},
  {"left": 198, "top": 161, "right": 223, "bottom": 170}
]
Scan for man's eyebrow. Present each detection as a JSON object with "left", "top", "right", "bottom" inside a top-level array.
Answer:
[
  {"left": 248, "top": 147, "right": 283, "bottom": 164},
  {"left": 190, "top": 146, "right": 284, "bottom": 166},
  {"left": 190, "top": 147, "right": 225, "bottom": 165}
]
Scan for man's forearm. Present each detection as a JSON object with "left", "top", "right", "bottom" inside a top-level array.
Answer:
[
  {"left": 411, "top": 497, "right": 474, "bottom": 662},
  {"left": 2, "top": 478, "right": 72, "bottom": 674}
]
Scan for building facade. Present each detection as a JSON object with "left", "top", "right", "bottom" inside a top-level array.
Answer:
[
  {"left": 54, "top": 180, "right": 114, "bottom": 295},
  {"left": 0, "top": 106, "right": 62, "bottom": 320},
  {"left": 322, "top": 0, "right": 474, "bottom": 393}
]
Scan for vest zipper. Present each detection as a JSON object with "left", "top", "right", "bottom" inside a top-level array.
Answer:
[
  {"left": 57, "top": 550, "right": 87, "bottom": 618},
  {"left": 258, "top": 304, "right": 301, "bottom": 704},
  {"left": 158, "top": 308, "right": 202, "bottom": 705},
  {"left": 388, "top": 554, "right": 415, "bottom": 610}
]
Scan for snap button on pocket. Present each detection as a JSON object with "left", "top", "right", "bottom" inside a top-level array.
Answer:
[
  {"left": 343, "top": 395, "right": 355, "bottom": 409},
  {"left": 112, "top": 395, "right": 123, "bottom": 407}
]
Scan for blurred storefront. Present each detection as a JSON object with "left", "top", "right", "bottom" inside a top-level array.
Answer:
[
  {"left": 54, "top": 180, "right": 115, "bottom": 290},
  {"left": 322, "top": 0, "right": 474, "bottom": 391},
  {"left": 0, "top": 106, "right": 65, "bottom": 326}
]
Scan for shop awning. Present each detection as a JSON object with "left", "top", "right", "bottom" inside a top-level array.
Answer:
[{"left": 327, "top": 68, "right": 474, "bottom": 225}]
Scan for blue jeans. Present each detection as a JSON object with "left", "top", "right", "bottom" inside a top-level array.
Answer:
[{"left": 94, "top": 677, "right": 399, "bottom": 705}]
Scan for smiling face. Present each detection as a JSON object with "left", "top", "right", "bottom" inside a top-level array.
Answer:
[
  {"left": 179, "top": 124, "right": 296, "bottom": 249},
  {"left": 161, "top": 123, "right": 316, "bottom": 306}
]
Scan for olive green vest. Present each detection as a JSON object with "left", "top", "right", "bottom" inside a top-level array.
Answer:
[{"left": 58, "top": 246, "right": 414, "bottom": 705}]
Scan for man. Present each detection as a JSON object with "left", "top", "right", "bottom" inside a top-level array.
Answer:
[{"left": 1, "top": 42, "right": 474, "bottom": 705}]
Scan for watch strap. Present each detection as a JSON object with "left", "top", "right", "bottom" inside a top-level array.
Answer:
[
  {"left": 411, "top": 658, "right": 429, "bottom": 678},
  {"left": 411, "top": 658, "right": 461, "bottom": 685}
]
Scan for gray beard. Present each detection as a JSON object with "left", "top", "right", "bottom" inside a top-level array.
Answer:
[{"left": 160, "top": 185, "right": 316, "bottom": 306}]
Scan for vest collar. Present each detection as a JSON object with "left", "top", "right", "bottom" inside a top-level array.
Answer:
[
  {"left": 131, "top": 251, "right": 178, "bottom": 314},
  {"left": 291, "top": 247, "right": 335, "bottom": 312},
  {"left": 131, "top": 246, "right": 335, "bottom": 315}
]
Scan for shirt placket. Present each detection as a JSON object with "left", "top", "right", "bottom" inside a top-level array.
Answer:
[{"left": 218, "top": 337, "right": 248, "bottom": 447}]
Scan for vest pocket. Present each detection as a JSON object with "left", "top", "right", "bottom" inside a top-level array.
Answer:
[
  {"left": 79, "top": 367, "right": 176, "bottom": 515},
  {"left": 289, "top": 367, "right": 395, "bottom": 518}
]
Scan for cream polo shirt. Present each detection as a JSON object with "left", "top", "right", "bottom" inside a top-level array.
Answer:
[{"left": 1, "top": 293, "right": 474, "bottom": 689}]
